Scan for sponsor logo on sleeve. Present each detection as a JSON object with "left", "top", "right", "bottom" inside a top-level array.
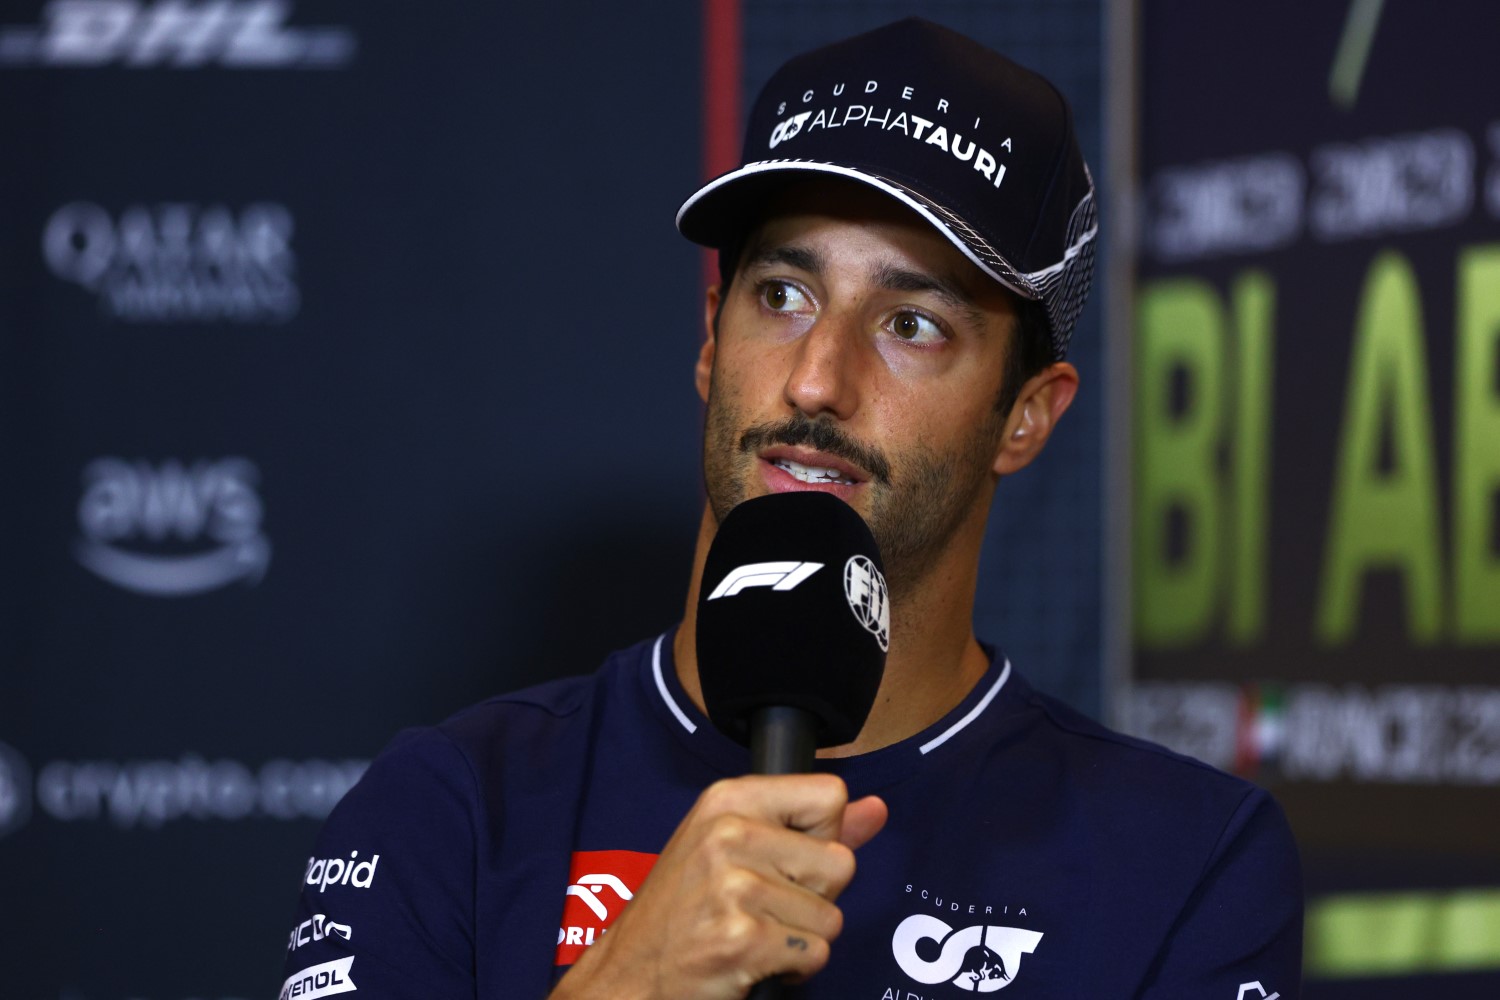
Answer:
[
  {"left": 304, "top": 852, "right": 380, "bottom": 893},
  {"left": 554, "top": 849, "right": 658, "bottom": 966},
  {"left": 279, "top": 957, "right": 356, "bottom": 1000},
  {"left": 288, "top": 913, "right": 353, "bottom": 952}
]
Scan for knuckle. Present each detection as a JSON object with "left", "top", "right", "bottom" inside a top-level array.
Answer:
[
  {"left": 704, "top": 814, "right": 751, "bottom": 857},
  {"left": 821, "top": 901, "right": 845, "bottom": 941},
  {"left": 717, "top": 910, "right": 760, "bottom": 954},
  {"left": 700, "top": 778, "right": 740, "bottom": 812},
  {"left": 718, "top": 865, "right": 760, "bottom": 905},
  {"left": 808, "top": 772, "right": 848, "bottom": 803},
  {"left": 823, "top": 842, "right": 857, "bottom": 887}
]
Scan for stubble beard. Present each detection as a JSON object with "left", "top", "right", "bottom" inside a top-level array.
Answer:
[{"left": 702, "top": 381, "right": 1002, "bottom": 602}]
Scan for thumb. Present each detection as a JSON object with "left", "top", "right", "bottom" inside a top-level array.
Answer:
[{"left": 839, "top": 795, "right": 888, "bottom": 850}]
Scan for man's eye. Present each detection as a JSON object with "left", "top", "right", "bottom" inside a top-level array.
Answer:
[
  {"left": 888, "top": 310, "right": 945, "bottom": 344},
  {"left": 760, "top": 281, "right": 810, "bottom": 312}
]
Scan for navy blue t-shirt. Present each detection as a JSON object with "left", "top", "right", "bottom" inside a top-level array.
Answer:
[{"left": 278, "top": 633, "right": 1303, "bottom": 999}]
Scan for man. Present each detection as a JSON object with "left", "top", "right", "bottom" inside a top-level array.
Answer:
[{"left": 279, "top": 19, "right": 1302, "bottom": 1000}]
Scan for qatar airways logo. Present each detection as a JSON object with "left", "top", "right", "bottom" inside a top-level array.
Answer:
[
  {"left": 891, "top": 914, "right": 1042, "bottom": 992},
  {"left": 74, "top": 456, "right": 271, "bottom": 597},
  {"left": 44, "top": 201, "right": 298, "bottom": 323},
  {"left": 0, "top": 1, "right": 356, "bottom": 69}
]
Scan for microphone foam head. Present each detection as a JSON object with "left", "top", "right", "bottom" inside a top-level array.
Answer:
[{"left": 696, "top": 491, "right": 889, "bottom": 748}]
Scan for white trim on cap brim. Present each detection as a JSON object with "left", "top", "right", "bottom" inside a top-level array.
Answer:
[{"left": 677, "top": 159, "right": 1093, "bottom": 301}]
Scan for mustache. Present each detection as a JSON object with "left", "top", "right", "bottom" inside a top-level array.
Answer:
[{"left": 738, "top": 415, "right": 893, "bottom": 486}]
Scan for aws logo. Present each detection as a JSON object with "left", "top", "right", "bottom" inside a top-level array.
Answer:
[
  {"left": 892, "top": 914, "right": 1042, "bottom": 993},
  {"left": 554, "top": 849, "right": 658, "bottom": 966}
]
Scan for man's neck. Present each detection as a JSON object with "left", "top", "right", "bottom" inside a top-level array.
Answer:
[{"left": 672, "top": 505, "right": 992, "bottom": 757}]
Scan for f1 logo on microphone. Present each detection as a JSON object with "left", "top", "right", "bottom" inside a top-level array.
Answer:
[{"left": 706, "top": 561, "right": 823, "bottom": 599}]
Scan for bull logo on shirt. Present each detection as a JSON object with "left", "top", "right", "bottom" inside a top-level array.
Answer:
[{"left": 891, "top": 914, "right": 1042, "bottom": 992}]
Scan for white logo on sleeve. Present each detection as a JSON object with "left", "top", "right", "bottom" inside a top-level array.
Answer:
[
  {"left": 1237, "top": 983, "right": 1280, "bottom": 1000},
  {"left": 304, "top": 852, "right": 380, "bottom": 893},
  {"left": 288, "top": 913, "right": 353, "bottom": 952},
  {"left": 279, "top": 957, "right": 356, "bottom": 1000},
  {"left": 892, "top": 915, "right": 1042, "bottom": 992},
  {"left": 706, "top": 561, "right": 823, "bottom": 599}
]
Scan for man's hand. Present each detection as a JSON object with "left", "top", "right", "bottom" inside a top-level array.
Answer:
[{"left": 551, "top": 773, "right": 887, "bottom": 1000}]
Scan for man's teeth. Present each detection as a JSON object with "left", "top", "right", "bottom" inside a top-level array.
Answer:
[{"left": 773, "top": 459, "right": 855, "bottom": 485}]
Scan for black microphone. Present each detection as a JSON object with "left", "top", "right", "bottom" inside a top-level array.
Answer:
[{"left": 696, "top": 491, "right": 890, "bottom": 998}]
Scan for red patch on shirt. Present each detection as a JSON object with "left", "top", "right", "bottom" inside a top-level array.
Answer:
[{"left": 554, "top": 849, "right": 659, "bottom": 966}]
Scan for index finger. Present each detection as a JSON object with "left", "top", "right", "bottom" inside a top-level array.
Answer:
[{"left": 698, "top": 774, "right": 851, "bottom": 840}]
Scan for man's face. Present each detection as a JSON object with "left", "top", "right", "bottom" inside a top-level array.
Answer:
[{"left": 697, "top": 178, "right": 1020, "bottom": 596}]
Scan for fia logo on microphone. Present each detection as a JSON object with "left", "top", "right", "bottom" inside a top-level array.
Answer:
[{"left": 844, "top": 556, "right": 890, "bottom": 651}]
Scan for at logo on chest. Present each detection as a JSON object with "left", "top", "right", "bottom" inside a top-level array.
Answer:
[{"left": 885, "top": 883, "right": 1042, "bottom": 994}]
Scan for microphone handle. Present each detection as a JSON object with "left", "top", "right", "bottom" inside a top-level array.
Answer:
[
  {"left": 747, "top": 706, "right": 818, "bottom": 999},
  {"left": 750, "top": 705, "right": 817, "bottom": 775}
]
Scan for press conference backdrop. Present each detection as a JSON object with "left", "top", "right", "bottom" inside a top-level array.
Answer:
[
  {"left": 1126, "top": 2, "right": 1500, "bottom": 997},
  {"left": 0, "top": 2, "right": 1106, "bottom": 998}
]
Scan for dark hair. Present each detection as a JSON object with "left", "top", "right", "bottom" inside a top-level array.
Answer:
[
  {"left": 996, "top": 297, "right": 1053, "bottom": 418},
  {"left": 713, "top": 244, "right": 1055, "bottom": 420}
]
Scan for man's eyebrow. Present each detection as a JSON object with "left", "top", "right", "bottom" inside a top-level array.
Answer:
[
  {"left": 873, "top": 263, "right": 987, "bottom": 327},
  {"left": 742, "top": 243, "right": 823, "bottom": 275}
]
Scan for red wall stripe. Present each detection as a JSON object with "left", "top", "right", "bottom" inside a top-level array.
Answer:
[{"left": 700, "top": 0, "right": 742, "bottom": 291}]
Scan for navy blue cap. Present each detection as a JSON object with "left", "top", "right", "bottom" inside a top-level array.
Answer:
[{"left": 677, "top": 18, "right": 1097, "bottom": 359}]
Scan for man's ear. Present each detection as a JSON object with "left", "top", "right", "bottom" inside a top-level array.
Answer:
[
  {"left": 696, "top": 284, "right": 720, "bottom": 403},
  {"left": 993, "top": 362, "right": 1080, "bottom": 476}
]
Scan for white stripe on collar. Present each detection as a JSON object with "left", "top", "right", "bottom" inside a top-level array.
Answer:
[
  {"left": 918, "top": 659, "right": 1012, "bottom": 755},
  {"left": 652, "top": 633, "right": 697, "bottom": 734}
]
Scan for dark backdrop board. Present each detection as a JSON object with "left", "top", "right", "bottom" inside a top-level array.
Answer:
[
  {"left": 0, "top": 2, "right": 1109, "bottom": 999},
  {"left": 1127, "top": 2, "right": 1500, "bottom": 995},
  {"left": 0, "top": 2, "right": 704, "bottom": 998}
]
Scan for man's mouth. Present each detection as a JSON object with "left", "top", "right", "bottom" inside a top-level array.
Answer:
[{"left": 770, "top": 458, "right": 858, "bottom": 486}]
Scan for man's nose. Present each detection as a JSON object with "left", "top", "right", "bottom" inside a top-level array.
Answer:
[{"left": 782, "top": 312, "right": 863, "bottom": 421}]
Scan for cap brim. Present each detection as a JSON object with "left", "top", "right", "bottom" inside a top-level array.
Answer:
[{"left": 676, "top": 160, "right": 1040, "bottom": 302}]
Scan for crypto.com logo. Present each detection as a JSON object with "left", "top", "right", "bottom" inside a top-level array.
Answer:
[
  {"left": 0, "top": 1, "right": 356, "bottom": 69},
  {"left": 74, "top": 456, "right": 271, "bottom": 597},
  {"left": 892, "top": 914, "right": 1043, "bottom": 992}
]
